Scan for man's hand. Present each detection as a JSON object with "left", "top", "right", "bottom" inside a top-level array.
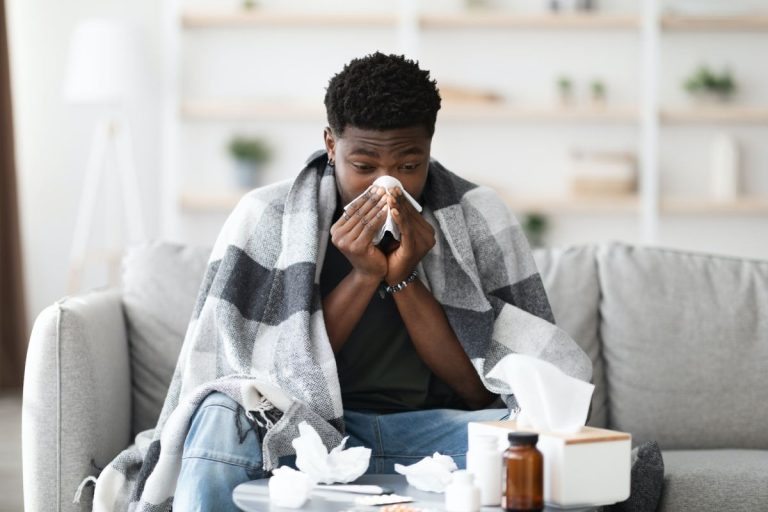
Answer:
[
  {"left": 330, "top": 185, "right": 389, "bottom": 281},
  {"left": 384, "top": 187, "right": 436, "bottom": 285}
]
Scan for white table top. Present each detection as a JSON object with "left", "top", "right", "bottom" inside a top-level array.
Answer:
[{"left": 233, "top": 474, "right": 601, "bottom": 512}]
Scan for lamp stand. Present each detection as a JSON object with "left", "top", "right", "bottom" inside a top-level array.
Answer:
[{"left": 66, "top": 115, "right": 146, "bottom": 294}]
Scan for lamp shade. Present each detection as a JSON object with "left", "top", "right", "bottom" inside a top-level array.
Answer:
[{"left": 64, "top": 18, "right": 146, "bottom": 104}]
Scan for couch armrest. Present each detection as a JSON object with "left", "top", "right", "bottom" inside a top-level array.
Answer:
[{"left": 23, "top": 288, "right": 132, "bottom": 512}]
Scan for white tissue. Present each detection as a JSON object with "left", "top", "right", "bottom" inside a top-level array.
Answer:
[
  {"left": 394, "top": 452, "right": 458, "bottom": 493},
  {"left": 343, "top": 175, "right": 423, "bottom": 244},
  {"left": 292, "top": 421, "right": 371, "bottom": 484},
  {"left": 268, "top": 466, "right": 314, "bottom": 508},
  {"left": 487, "top": 353, "right": 595, "bottom": 433}
]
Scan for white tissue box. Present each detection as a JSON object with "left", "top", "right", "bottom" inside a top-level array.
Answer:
[{"left": 468, "top": 420, "right": 631, "bottom": 508}]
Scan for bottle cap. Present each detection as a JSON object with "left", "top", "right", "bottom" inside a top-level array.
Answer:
[
  {"left": 507, "top": 432, "right": 539, "bottom": 445},
  {"left": 451, "top": 470, "right": 475, "bottom": 485}
]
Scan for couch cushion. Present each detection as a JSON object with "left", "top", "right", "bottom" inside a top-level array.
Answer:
[
  {"left": 533, "top": 245, "right": 607, "bottom": 428},
  {"left": 658, "top": 450, "right": 768, "bottom": 511},
  {"left": 598, "top": 243, "right": 768, "bottom": 449},
  {"left": 122, "top": 240, "right": 212, "bottom": 435}
]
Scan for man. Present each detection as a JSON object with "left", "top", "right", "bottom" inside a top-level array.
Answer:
[
  {"left": 171, "top": 51, "right": 589, "bottom": 509},
  {"left": 93, "top": 52, "right": 591, "bottom": 512},
  {"left": 320, "top": 52, "right": 498, "bottom": 414}
]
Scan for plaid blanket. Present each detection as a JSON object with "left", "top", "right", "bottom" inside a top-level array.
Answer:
[{"left": 90, "top": 150, "right": 592, "bottom": 511}]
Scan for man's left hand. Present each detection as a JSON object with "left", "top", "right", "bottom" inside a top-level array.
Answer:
[{"left": 384, "top": 187, "right": 436, "bottom": 285}]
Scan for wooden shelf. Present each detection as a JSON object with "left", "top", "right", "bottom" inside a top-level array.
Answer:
[
  {"left": 179, "top": 10, "right": 768, "bottom": 33},
  {"left": 182, "top": 100, "right": 324, "bottom": 121},
  {"left": 498, "top": 194, "right": 639, "bottom": 214},
  {"left": 661, "top": 106, "right": 768, "bottom": 124},
  {"left": 181, "top": 10, "right": 638, "bottom": 30},
  {"left": 661, "top": 14, "right": 768, "bottom": 31},
  {"left": 662, "top": 198, "right": 768, "bottom": 214},
  {"left": 181, "top": 190, "right": 768, "bottom": 216},
  {"left": 182, "top": 99, "right": 638, "bottom": 123},
  {"left": 441, "top": 104, "right": 638, "bottom": 123},
  {"left": 182, "top": 10, "right": 398, "bottom": 28},
  {"left": 179, "top": 10, "right": 768, "bottom": 32},
  {"left": 184, "top": 100, "right": 768, "bottom": 125},
  {"left": 420, "top": 12, "right": 639, "bottom": 30},
  {"left": 180, "top": 191, "right": 245, "bottom": 212}
]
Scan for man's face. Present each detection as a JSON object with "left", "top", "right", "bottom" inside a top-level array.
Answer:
[{"left": 324, "top": 125, "right": 431, "bottom": 206}]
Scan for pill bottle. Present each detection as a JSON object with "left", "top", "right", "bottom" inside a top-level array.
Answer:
[
  {"left": 466, "top": 434, "right": 502, "bottom": 506},
  {"left": 502, "top": 432, "right": 543, "bottom": 512},
  {"left": 445, "top": 470, "right": 481, "bottom": 512}
]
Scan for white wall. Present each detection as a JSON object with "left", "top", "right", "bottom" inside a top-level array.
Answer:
[{"left": 8, "top": 0, "right": 164, "bottom": 334}]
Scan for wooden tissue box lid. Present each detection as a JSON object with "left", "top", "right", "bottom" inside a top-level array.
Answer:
[{"left": 475, "top": 420, "right": 631, "bottom": 445}]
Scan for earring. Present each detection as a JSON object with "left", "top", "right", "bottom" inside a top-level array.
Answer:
[{"left": 328, "top": 159, "right": 335, "bottom": 167}]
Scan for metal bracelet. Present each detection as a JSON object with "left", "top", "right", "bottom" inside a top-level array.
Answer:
[{"left": 384, "top": 270, "right": 418, "bottom": 295}]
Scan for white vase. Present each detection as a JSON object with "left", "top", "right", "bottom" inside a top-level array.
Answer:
[
  {"left": 710, "top": 133, "right": 740, "bottom": 201},
  {"left": 234, "top": 159, "right": 265, "bottom": 190}
]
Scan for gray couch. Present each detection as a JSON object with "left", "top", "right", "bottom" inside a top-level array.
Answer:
[{"left": 23, "top": 241, "right": 768, "bottom": 511}]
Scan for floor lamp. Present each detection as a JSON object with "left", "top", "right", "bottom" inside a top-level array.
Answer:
[{"left": 64, "top": 19, "right": 148, "bottom": 294}]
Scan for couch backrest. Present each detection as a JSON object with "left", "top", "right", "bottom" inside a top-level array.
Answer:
[
  {"left": 125, "top": 241, "right": 768, "bottom": 450},
  {"left": 596, "top": 243, "right": 768, "bottom": 450},
  {"left": 122, "top": 241, "right": 610, "bottom": 434},
  {"left": 122, "top": 240, "right": 211, "bottom": 435},
  {"left": 533, "top": 246, "right": 608, "bottom": 428}
]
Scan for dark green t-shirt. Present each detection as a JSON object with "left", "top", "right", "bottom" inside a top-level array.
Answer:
[{"left": 320, "top": 207, "right": 469, "bottom": 414}]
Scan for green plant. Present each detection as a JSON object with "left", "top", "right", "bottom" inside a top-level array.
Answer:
[
  {"left": 465, "top": 0, "right": 488, "bottom": 9},
  {"left": 557, "top": 76, "right": 573, "bottom": 94},
  {"left": 556, "top": 75, "right": 574, "bottom": 105},
  {"left": 228, "top": 136, "right": 271, "bottom": 164},
  {"left": 591, "top": 79, "right": 606, "bottom": 102},
  {"left": 684, "top": 65, "right": 736, "bottom": 99},
  {"left": 522, "top": 212, "right": 550, "bottom": 248}
]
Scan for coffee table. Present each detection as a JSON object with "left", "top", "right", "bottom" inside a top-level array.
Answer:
[{"left": 232, "top": 474, "right": 601, "bottom": 511}]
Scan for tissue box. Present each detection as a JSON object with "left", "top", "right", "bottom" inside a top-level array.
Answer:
[{"left": 468, "top": 421, "right": 631, "bottom": 507}]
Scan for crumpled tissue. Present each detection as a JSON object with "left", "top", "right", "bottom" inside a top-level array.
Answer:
[
  {"left": 344, "top": 175, "right": 423, "bottom": 244},
  {"left": 292, "top": 421, "right": 371, "bottom": 484},
  {"left": 394, "top": 452, "right": 458, "bottom": 493},
  {"left": 268, "top": 466, "right": 314, "bottom": 508},
  {"left": 487, "top": 353, "right": 595, "bottom": 433}
]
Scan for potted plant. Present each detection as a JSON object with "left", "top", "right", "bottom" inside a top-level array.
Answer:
[
  {"left": 683, "top": 65, "right": 737, "bottom": 103},
  {"left": 556, "top": 75, "right": 574, "bottom": 107},
  {"left": 522, "top": 213, "right": 549, "bottom": 248},
  {"left": 227, "top": 135, "right": 272, "bottom": 189},
  {"left": 465, "top": 0, "right": 489, "bottom": 9},
  {"left": 590, "top": 79, "right": 607, "bottom": 105}
]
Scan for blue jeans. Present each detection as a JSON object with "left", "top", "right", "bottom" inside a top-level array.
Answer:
[{"left": 173, "top": 392, "right": 509, "bottom": 511}]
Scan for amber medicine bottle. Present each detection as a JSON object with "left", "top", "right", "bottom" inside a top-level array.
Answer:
[{"left": 502, "top": 432, "right": 543, "bottom": 512}]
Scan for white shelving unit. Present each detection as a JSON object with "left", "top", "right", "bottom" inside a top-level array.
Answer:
[
  {"left": 181, "top": 100, "right": 640, "bottom": 123},
  {"left": 161, "top": 0, "right": 768, "bottom": 247}
]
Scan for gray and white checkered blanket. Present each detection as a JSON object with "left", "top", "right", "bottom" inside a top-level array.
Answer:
[{"left": 90, "top": 150, "right": 592, "bottom": 511}]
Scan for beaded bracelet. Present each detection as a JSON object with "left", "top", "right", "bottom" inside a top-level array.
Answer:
[{"left": 383, "top": 270, "right": 418, "bottom": 296}]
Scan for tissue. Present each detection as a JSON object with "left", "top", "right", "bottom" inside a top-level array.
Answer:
[
  {"left": 487, "top": 353, "right": 595, "bottom": 433},
  {"left": 394, "top": 452, "right": 458, "bottom": 493},
  {"left": 292, "top": 421, "right": 371, "bottom": 484},
  {"left": 343, "top": 176, "right": 422, "bottom": 244},
  {"left": 268, "top": 466, "right": 314, "bottom": 508}
]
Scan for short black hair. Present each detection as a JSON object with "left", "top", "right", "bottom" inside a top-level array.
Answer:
[{"left": 324, "top": 52, "right": 441, "bottom": 137}]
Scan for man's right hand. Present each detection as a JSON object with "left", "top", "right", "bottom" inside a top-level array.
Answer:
[{"left": 330, "top": 185, "right": 388, "bottom": 281}]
